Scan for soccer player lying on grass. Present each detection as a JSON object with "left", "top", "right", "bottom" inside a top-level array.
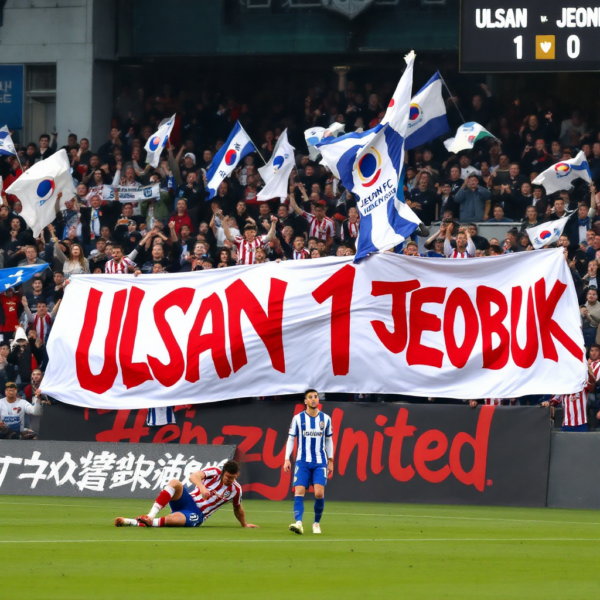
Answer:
[{"left": 115, "top": 461, "right": 258, "bottom": 529}]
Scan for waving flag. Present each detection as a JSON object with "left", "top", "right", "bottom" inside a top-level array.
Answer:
[
  {"left": 533, "top": 151, "right": 592, "bottom": 195},
  {"left": 0, "top": 264, "right": 49, "bottom": 291},
  {"left": 144, "top": 114, "right": 176, "bottom": 168},
  {"left": 206, "top": 121, "right": 255, "bottom": 200},
  {"left": 405, "top": 72, "right": 449, "bottom": 150},
  {"left": 304, "top": 123, "right": 345, "bottom": 161},
  {"left": 6, "top": 149, "right": 76, "bottom": 237},
  {"left": 257, "top": 129, "right": 295, "bottom": 202},
  {"left": 526, "top": 215, "right": 572, "bottom": 250},
  {"left": 443, "top": 122, "right": 496, "bottom": 154},
  {"left": 0, "top": 126, "right": 16, "bottom": 156}
]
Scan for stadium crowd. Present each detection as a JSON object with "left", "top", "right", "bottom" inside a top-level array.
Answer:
[{"left": 1, "top": 70, "right": 600, "bottom": 437}]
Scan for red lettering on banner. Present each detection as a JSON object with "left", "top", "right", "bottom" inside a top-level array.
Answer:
[
  {"left": 371, "top": 415, "right": 387, "bottom": 475},
  {"left": 226, "top": 278, "right": 287, "bottom": 374},
  {"left": 119, "top": 287, "right": 153, "bottom": 389},
  {"left": 338, "top": 429, "right": 369, "bottom": 481},
  {"left": 444, "top": 288, "right": 479, "bottom": 369},
  {"left": 76, "top": 288, "right": 127, "bottom": 394},
  {"left": 96, "top": 409, "right": 149, "bottom": 443},
  {"left": 312, "top": 265, "right": 356, "bottom": 376},
  {"left": 153, "top": 425, "right": 180, "bottom": 444},
  {"left": 385, "top": 408, "right": 416, "bottom": 482},
  {"left": 371, "top": 280, "right": 420, "bottom": 353},
  {"left": 147, "top": 289, "right": 195, "bottom": 387},
  {"left": 185, "top": 293, "right": 231, "bottom": 383},
  {"left": 223, "top": 426, "right": 263, "bottom": 462},
  {"left": 511, "top": 286, "right": 539, "bottom": 369},
  {"left": 534, "top": 278, "right": 583, "bottom": 362},
  {"left": 407, "top": 287, "right": 447, "bottom": 368},
  {"left": 414, "top": 429, "right": 451, "bottom": 483},
  {"left": 331, "top": 407, "right": 344, "bottom": 463},
  {"left": 180, "top": 421, "right": 207, "bottom": 444},
  {"left": 449, "top": 405, "right": 494, "bottom": 491},
  {"left": 477, "top": 286, "right": 509, "bottom": 370}
]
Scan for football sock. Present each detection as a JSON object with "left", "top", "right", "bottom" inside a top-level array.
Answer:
[
  {"left": 123, "top": 518, "right": 138, "bottom": 526},
  {"left": 314, "top": 498, "right": 324, "bottom": 523},
  {"left": 148, "top": 485, "right": 175, "bottom": 518},
  {"left": 293, "top": 495, "right": 304, "bottom": 522},
  {"left": 152, "top": 517, "right": 166, "bottom": 527}
]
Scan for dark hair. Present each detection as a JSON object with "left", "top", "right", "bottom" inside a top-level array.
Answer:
[
  {"left": 590, "top": 343, "right": 600, "bottom": 351},
  {"left": 244, "top": 224, "right": 257, "bottom": 232},
  {"left": 36, "top": 300, "right": 47, "bottom": 306},
  {"left": 489, "top": 244, "right": 503, "bottom": 254},
  {"left": 222, "top": 460, "right": 240, "bottom": 475},
  {"left": 112, "top": 244, "right": 123, "bottom": 253},
  {"left": 304, "top": 388, "right": 318, "bottom": 398},
  {"left": 39, "top": 134, "right": 50, "bottom": 142}
]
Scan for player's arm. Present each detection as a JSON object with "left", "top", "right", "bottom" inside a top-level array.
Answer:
[
  {"left": 283, "top": 416, "right": 298, "bottom": 474},
  {"left": 233, "top": 503, "right": 258, "bottom": 528},
  {"left": 188, "top": 469, "right": 212, "bottom": 499},
  {"left": 325, "top": 419, "right": 334, "bottom": 476}
]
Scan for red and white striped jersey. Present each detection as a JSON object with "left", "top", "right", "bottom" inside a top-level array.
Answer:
[
  {"left": 28, "top": 312, "right": 54, "bottom": 342},
  {"left": 444, "top": 238, "right": 476, "bottom": 259},
  {"left": 550, "top": 391, "right": 589, "bottom": 427},
  {"left": 105, "top": 257, "right": 136, "bottom": 274},
  {"left": 484, "top": 398, "right": 504, "bottom": 406},
  {"left": 234, "top": 235, "right": 267, "bottom": 265},
  {"left": 589, "top": 359, "right": 600, "bottom": 382},
  {"left": 301, "top": 211, "right": 334, "bottom": 242},
  {"left": 292, "top": 248, "right": 310, "bottom": 260},
  {"left": 189, "top": 466, "right": 242, "bottom": 520},
  {"left": 342, "top": 220, "right": 359, "bottom": 240}
]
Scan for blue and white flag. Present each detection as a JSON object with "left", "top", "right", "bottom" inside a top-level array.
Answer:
[
  {"left": 0, "top": 126, "right": 16, "bottom": 156},
  {"left": 304, "top": 123, "right": 345, "bottom": 161},
  {"left": 526, "top": 215, "right": 571, "bottom": 250},
  {"left": 0, "top": 264, "right": 49, "bottom": 291},
  {"left": 533, "top": 151, "right": 592, "bottom": 195},
  {"left": 144, "top": 114, "right": 176, "bottom": 168},
  {"left": 206, "top": 121, "right": 255, "bottom": 200},
  {"left": 6, "top": 149, "right": 76, "bottom": 237},
  {"left": 405, "top": 72, "right": 449, "bottom": 150},
  {"left": 257, "top": 129, "right": 295, "bottom": 202}
]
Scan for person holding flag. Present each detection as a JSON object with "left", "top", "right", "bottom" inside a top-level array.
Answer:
[
  {"left": 257, "top": 129, "right": 295, "bottom": 202},
  {"left": 145, "top": 115, "right": 176, "bottom": 168},
  {"left": 205, "top": 121, "right": 255, "bottom": 200}
]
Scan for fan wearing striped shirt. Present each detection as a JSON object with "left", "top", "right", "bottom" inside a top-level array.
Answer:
[
  {"left": 218, "top": 210, "right": 277, "bottom": 265},
  {"left": 284, "top": 389, "right": 334, "bottom": 535},
  {"left": 444, "top": 222, "right": 476, "bottom": 259},
  {"left": 115, "top": 461, "right": 258, "bottom": 529},
  {"left": 289, "top": 188, "right": 335, "bottom": 250}
]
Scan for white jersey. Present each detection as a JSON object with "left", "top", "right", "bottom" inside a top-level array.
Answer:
[
  {"left": 189, "top": 466, "right": 242, "bottom": 520},
  {"left": 146, "top": 407, "right": 175, "bottom": 427},
  {"left": 0, "top": 397, "right": 42, "bottom": 432},
  {"left": 288, "top": 410, "right": 333, "bottom": 464}
]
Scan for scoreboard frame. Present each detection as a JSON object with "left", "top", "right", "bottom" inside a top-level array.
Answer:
[{"left": 460, "top": 1, "right": 600, "bottom": 73}]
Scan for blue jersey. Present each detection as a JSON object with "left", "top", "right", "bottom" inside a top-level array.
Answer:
[{"left": 288, "top": 410, "right": 333, "bottom": 465}]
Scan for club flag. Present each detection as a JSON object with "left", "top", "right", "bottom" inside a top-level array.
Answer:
[
  {"left": 144, "top": 114, "right": 176, "bottom": 168},
  {"left": 318, "top": 51, "right": 416, "bottom": 178},
  {"left": 0, "top": 126, "right": 16, "bottom": 156},
  {"left": 526, "top": 215, "right": 572, "bottom": 250},
  {"left": 443, "top": 122, "right": 496, "bottom": 154},
  {"left": 0, "top": 264, "right": 49, "bottom": 291},
  {"left": 405, "top": 72, "right": 449, "bottom": 150},
  {"left": 532, "top": 151, "right": 592, "bottom": 195},
  {"left": 257, "top": 129, "right": 295, "bottom": 202},
  {"left": 205, "top": 121, "right": 255, "bottom": 200},
  {"left": 6, "top": 149, "right": 76, "bottom": 237},
  {"left": 304, "top": 123, "right": 345, "bottom": 161}
]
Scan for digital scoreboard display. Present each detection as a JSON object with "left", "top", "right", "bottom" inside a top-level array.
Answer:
[{"left": 460, "top": 1, "right": 600, "bottom": 72}]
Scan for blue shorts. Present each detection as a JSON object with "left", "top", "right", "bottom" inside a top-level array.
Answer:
[
  {"left": 294, "top": 462, "right": 328, "bottom": 489},
  {"left": 168, "top": 487, "right": 205, "bottom": 527}
]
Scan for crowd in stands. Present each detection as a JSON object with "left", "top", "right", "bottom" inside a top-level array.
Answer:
[{"left": 2, "top": 71, "right": 600, "bottom": 437}]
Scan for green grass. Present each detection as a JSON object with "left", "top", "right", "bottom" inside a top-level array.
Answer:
[{"left": 0, "top": 496, "right": 599, "bottom": 599}]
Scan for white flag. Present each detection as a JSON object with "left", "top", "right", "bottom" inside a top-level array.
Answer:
[
  {"left": 0, "top": 126, "right": 17, "bottom": 156},
  {"left": 6, "top": 149, "right": 76, "bottom": 237},
  {"left": 443, "top": 122, "right": 496, "bottom": 154},
  {"left": 257, "top": 129, "right": 295, "bottom": 202},
  {"left": 304, "top": 123, "right": 345, "bottom": 161},
  {"left": 144, "top": 114, "right": 176, "bottom": 168},
  {"left": 532, "top": 151, "right": 592, "bottom": 195},
  {"left": 526, "top": 215, "right": 572, "bottom": 250}
]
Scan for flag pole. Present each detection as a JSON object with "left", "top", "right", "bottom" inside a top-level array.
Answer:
[
  {"left": 238, "top": 121, "right": 267, "bottom": 165},
  {"left": 438, "top": 73, "right": 466, "bottom": 124}
]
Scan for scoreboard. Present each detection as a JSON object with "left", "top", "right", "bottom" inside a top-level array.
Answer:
[{"left": 460, "top": 1, "right": 600, "bottom": 72}]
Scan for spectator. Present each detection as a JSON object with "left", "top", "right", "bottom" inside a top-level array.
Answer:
[{"left": 454, "top": 174, "right": 491, "bottom": 222}]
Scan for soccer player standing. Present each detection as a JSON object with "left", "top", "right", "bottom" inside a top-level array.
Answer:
[{"left": 284, "top": 389, "right": 333, "bottom": 535}]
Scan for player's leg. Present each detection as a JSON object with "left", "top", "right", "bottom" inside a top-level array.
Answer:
[
  {"left": 137, "top": 479, "right": 183, "bottom": 526},
  {"left": 289, "top": 462, "right": 309, "bottom": 534},
  {"left": 311, "top": 465, "right": 328, "bottom": 534}
]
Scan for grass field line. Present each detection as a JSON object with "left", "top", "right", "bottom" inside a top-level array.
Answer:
[{"left": 0, "top": 538, "right": 599, "bottom": 544}]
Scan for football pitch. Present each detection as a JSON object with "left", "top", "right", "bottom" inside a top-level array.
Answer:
[{"left": 0, "top": 497, "right": 598, "bottom": 599}]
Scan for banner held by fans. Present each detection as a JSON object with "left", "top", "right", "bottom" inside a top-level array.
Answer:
[{"left": 42, "top": 250, "right": 586, "bottom": 410}]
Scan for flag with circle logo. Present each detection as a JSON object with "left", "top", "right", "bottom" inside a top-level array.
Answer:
[
  {"left": 257, "top": 129, "right": 295, "bottom": 202},
  {"left": 405, "top": 72, "right": 449, "bottom": 150},
  {"left": 526, "top": 215, "right": 572, "bottom": 250},
  {"left": 0, "top": 125, "right": 17, "bottom": 156},
  {"left": 205, "top": 121, "right": 255, "bottom": 200},
  {"left": 532, "top": 151, "right": 592, "bottom": 195},
  {"left": 144, "top": 114, "right": 176, "bottom": 168},
  {"left": 6, "top": 149, "right": 76, "bottom": 237},
  {"left": 443, "top": 122, "right": 496, "bottom": 154}
]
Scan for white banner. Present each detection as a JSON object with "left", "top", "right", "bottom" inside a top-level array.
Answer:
[
  {"left": 86, "top": 184, "right": 160, "bottom": 204},
  {"left": 42, "top": 250, "right": 587, "bottom": 409}
]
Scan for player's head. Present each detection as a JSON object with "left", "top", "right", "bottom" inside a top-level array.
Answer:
[
  {"left": 221, "top": 460, "right": 240, "bottom": 486},
  {"left": 304, "top": 388, "right": 319, "bottom": 409}
]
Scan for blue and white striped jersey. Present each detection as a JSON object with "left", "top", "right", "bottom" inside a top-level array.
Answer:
[
  {"left": 288, "top": 410, "right": 333, "bottom": 464},
  {"left": 146, "top": 407, "right": 176, "bottom": 427}
]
